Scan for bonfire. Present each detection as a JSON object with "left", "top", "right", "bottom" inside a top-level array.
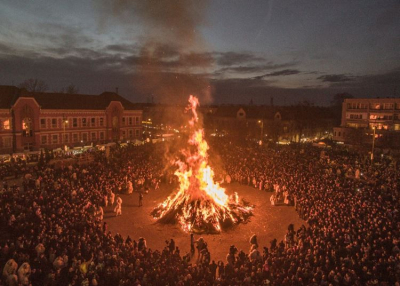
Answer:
[{"left": 152, "top": 95, "right": 253, "bottom": 233}]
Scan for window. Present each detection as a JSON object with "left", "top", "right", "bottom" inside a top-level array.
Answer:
[
  {"left": 129, "top": 117, "right": 133, "bottom": 125},
  {"left": 99, "top": 117, "right": 104, "bottom": 127},
  {"left": 135, "top": 117, "right": 139, "bottom": 125},
  {"left": 99, "top": 132, "right": 105, "bottom": 140},
  {"left": 129, "top": 129, "right": 133, "bottom": 138},
  {"left": 91, "top": 118, "right": 96, "bottom": 127},
  {"left": 3, "top": 137, "right": 12, "bottom": 148},
  {"left": 122, "top": 117, "right": 126, "bottom": 125},
  {"left": 3, "top": 119, "right": 10, "bottom": 130},
  {"left": 40, "top": 119, "right": 46, "bottom": 129},
  {"left": 52, "top": 134, "right": 58, "bottom": 144},
  {"left": 82, "top": 133, "right": 88, "bottom": 142},
  {"left": 63, "top": 134, "right": 69, "bottom": 143},
  {"left": 73, "top": 133, "right": 78, "bottom": 142},
  {"left": 349, "top": 114, "right": 363, "bottom": 119},
  {"left": 135, "top": 129, "right": 140, "bottom": 137},
  {"left": 370, "top": 103, "right": 381, "bottom": 110},
  {"left": 52, "top": 118, "right": 57, "bottom": 128},
  {"left": 41, "top": 136, "right": 47, "bottom": 145},
  {"left": 22, "top": 118, "right": 33, "bottom": 137},
  {"left": 73, "top": 118, "right": 78, "bottom": 127},
  {"left": 370, "top": 114, "right": 393, "bottom": 120},
  {"left": 82, "top": 118, "right": 87, "bottom": 127},
  {"left": 91, "top": 132, "right": 96, "bottom": 141},
  {"left": 383, "top": 103, "right": 394, "bottom": 110},
  {"left": 122, "top": 130, "right": 126, "bottom": 138}
]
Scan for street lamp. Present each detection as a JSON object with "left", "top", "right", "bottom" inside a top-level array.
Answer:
[
  {"left": 371, "top": 126, "right": 376, "bottom": 162},
  {"left": 258, "top": 120, "right": 264, "bottom": 144},
  {"left": 63, "top": 116, "right": 68, "bottom": 150}
]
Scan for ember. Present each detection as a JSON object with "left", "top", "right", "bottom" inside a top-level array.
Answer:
[{"left": 152, "top": 95, "right": 253, "bottom": 233}]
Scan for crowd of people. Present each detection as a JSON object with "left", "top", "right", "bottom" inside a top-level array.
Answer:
[{"left": 1, "top": 140, "right": 399, "bottom": 285}]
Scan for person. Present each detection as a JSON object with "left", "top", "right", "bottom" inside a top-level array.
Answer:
[
  {"left": 17, "top": 262, "right": 31, "bottom": 286},
  {"left": 168, "top": 239, "right": 175, "bottom": 253},
  {"left": 114, "top": 197, "right": 122, "bottom": 216},
  {"left": 270, "top": 194, "right": 276, "bottom": 206},
  {"left": 104, "top": 194, "right": 108, "bottom": 207},
  {"left": 195, "top": 237, "right": 206, "bottom": 262},
  {"left": 190, "top": 234, "right": 195, "bottom": 257},
  {"left": 250, "top": 234, "right": 258, "bottom": 249},
  {"left": 139, "top": 192, "right": 143, "bottom": 207},
  {"left": 110, "top": 191, "right": 115, "bottom": 206}
]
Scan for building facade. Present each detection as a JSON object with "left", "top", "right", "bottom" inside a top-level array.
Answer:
[
  {"left": 0, "top": 86, "right": 142, "bottom": 154},
  {"left": 333, "top": 98, "right": 400, "bottom": 147},
  {"left": 204, "top": 105, "right": 335, "bottom": 143}
]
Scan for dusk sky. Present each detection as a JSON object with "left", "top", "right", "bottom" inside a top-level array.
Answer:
[{"left": 0, "top": 0, "right": 399, "bottom": 105}]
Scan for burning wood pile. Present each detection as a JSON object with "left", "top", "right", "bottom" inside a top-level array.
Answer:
[{"left": 152, "top": 95, "right": 253, "bottom": 233}]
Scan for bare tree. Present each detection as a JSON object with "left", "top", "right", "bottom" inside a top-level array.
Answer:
[
  {"left": 65, "top": 84, "right": 79, "bottom": 94},
  {"left": 18, "top": 78, "right": 48, "bottom": 93}
]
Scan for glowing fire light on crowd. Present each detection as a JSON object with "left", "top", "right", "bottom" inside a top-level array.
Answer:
[{"left": 152, "top": 95, "right": 253, "bottom": 233}]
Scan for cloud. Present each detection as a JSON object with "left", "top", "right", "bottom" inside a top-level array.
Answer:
[
  {"left": 254, "top": 69, "right": 301, "bottom": 79},
  {"left": 215, "top": 52, "right": 266, "bottom": 66},
  {"left": 317, "top": 74, "right": 355, "bottom": 83}
]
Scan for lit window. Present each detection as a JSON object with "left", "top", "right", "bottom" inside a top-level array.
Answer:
[{"left": 3, "top": 119, "right": 10, "bottom": 130}]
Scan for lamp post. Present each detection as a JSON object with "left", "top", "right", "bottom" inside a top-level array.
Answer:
[
  {"left": 258, "top": 120, "right": 264, "bottom": 145},
  {"left": 371, "top": 126, "right": 376, "bottom": 162},
  {"left": 63, "top": 116, "right": 68, "bottom": 151}
]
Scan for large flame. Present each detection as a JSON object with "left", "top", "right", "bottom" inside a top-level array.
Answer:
[{"left": 152, "top": 95, "right": 252, "bottom": 233}]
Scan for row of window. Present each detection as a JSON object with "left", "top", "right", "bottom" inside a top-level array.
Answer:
[
  {"left": 347, "top": 102, "right": 400, "bottom": 110},
  {"left": 122, "top": 116, "right": 140, "bottom": 126},
  {"left": 40, "top": 129, "right": 141, "bottom": 145},
  {"left": 345, "top": 123, "right": 400, "bottom": 131},
  {"left": 347, "top": 113, "right": 400, "bottom": 120},
  {"left": 41, "top": 131, "right": 106, "bottom": 145},
  {"left": 40, "top": 117, "right": 105, "bottom": 129}
]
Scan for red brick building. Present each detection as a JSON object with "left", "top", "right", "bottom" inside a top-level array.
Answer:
[{"left": 0, "top": 86, "right": 143, "bottom": 154}]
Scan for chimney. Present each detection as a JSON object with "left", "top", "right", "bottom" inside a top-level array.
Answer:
[{"left": 116, "top": 87, "right": 119, "bottom": 94}]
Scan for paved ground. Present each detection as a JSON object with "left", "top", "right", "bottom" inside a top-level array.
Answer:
[{"left": 105, "top": 183, "right": 305, "bottom": 262}]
